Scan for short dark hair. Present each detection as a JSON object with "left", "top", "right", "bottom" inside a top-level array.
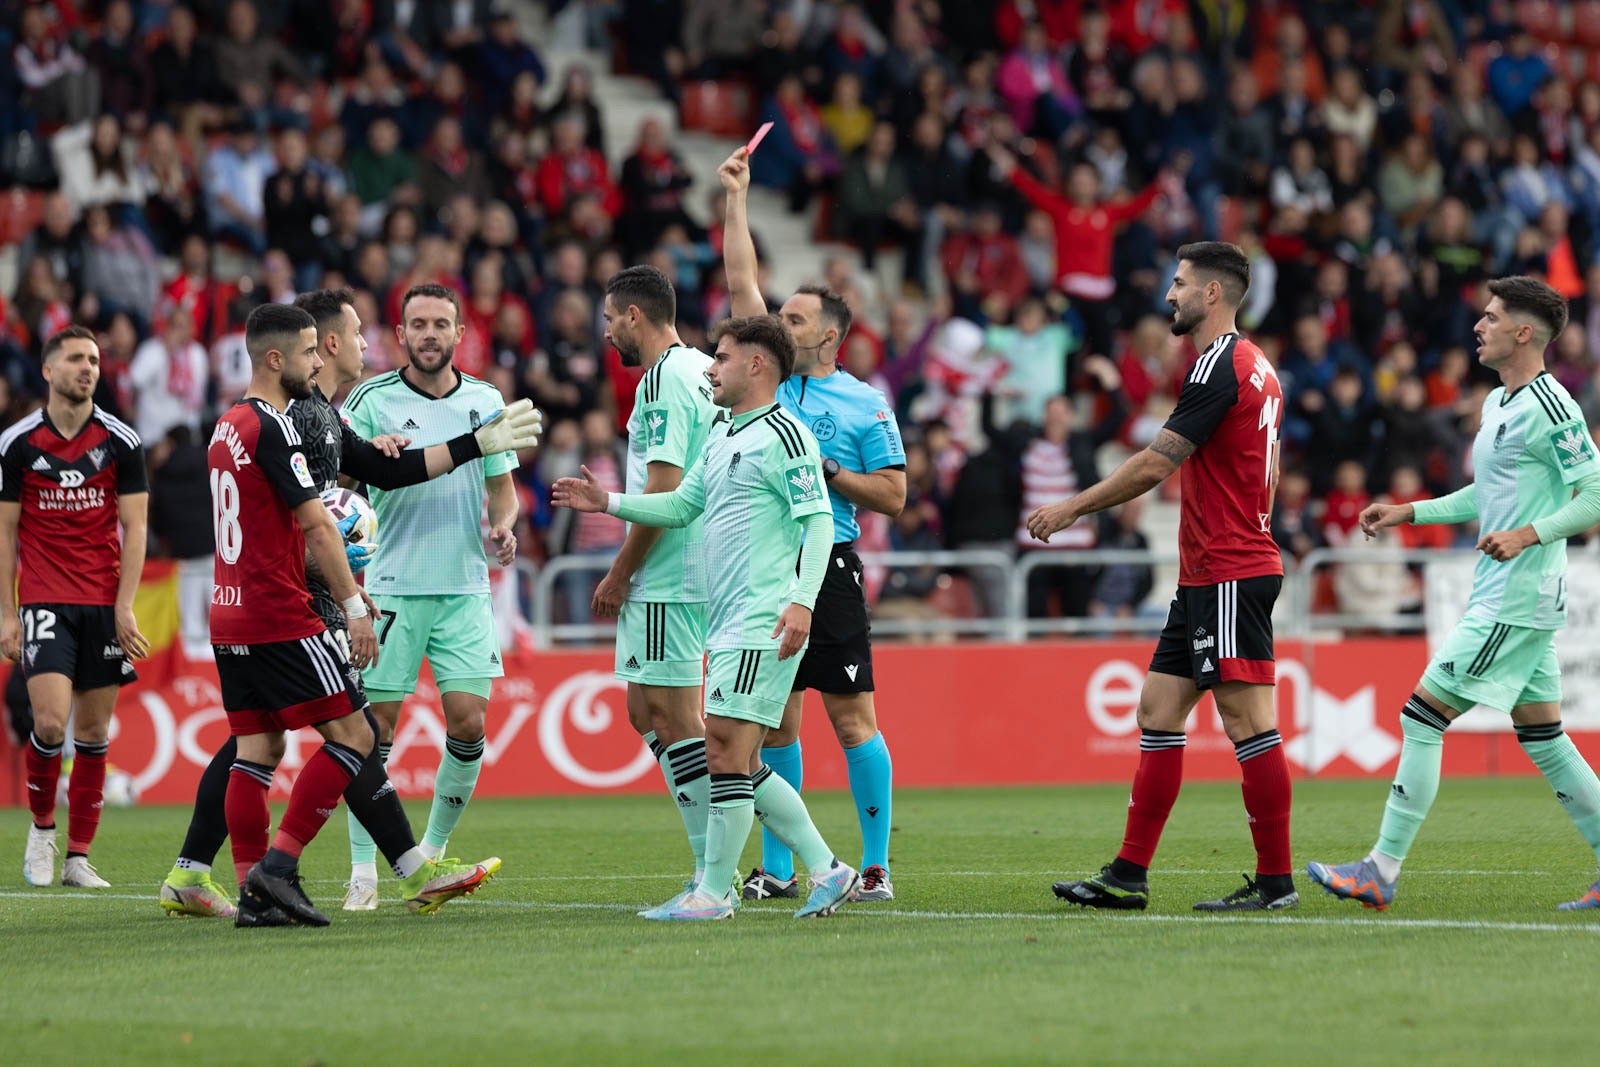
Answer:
[
  {"left": 1176, "top": 241, "right": 1251, "bottom": 306},
  {"left": 795, "top": 283, "right": 852, "bottom": 348},
  {"left": 605, "top": 264, "right": 676, "bottom": 326},
  {"left": 399, "top": 282, "right": 462, "bottom": 325},
  {"left": 245, "top": 303, "right": 317, "bottom": 366},
  {"left": 41, "top": 324, "right": 97, "bottom": 363},
  {"left": 293, "top": 287, "right": 357, "bottom": 336},
  {"left": 711, "top": 314, "right": 797, "bottom": 380},
  {"left": 1487, "top": 275, "right": 1568, "bottom": 342}
]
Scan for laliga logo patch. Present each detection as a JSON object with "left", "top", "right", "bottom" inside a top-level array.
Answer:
[{"left": 290, "top": 451, "right": 314, "bottom": 488}]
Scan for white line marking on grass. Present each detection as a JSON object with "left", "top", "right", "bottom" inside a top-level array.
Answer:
[
  {"left": 4, "top": 893, "right": 1595, "bottom": 933},
  {"left": 296, "top": 868, "right": 1557, "bottom": 884}
]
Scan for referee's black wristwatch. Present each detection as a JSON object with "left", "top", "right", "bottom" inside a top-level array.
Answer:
[{"left": 822, "top": 458, "right": 842, "bottom": 482}]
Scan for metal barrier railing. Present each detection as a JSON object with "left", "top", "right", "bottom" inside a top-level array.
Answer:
[{"left": 520, "top": 543, "right": 1501, "bottom": 648}]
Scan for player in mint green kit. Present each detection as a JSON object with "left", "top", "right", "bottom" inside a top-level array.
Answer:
[
  {"left": 337, "top": 284, "right": 522, "bottom": 910},
  {"left": 593, "top": 265, "right": 717, "bottom": 892},
  {"left": 554, "top": 315, "right": 861, "bottom": 920},
  {"left": 720, "top": 145, "right": 907, "bottom": 904},
  {"left": 1308, "top": 277, "right": 1600, "bottom": 912}
]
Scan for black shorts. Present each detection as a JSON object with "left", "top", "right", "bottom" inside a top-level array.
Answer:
[
  {"left": 1149, "top": 575, "right": 1281, "bottom": 690},
  {"left": 214, "top": 630, "right": 364, "bottom": 736},
  {"left": 792, "top": 543, "right": 874, "bottom": 694},
  {"left": 18, "top": 603, "right": 137, "bottom": 690}
]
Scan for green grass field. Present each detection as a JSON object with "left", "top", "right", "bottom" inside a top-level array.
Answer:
[{"left": 3, "top": 779, "right": 1599, "bottom": 1066}]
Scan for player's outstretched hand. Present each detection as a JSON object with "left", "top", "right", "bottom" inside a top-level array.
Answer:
[
  {"left": 718, "top": 147, "right": 751, "bottom": 193},
  {"left": 348, "top": 614, "right": 378, "bottom": 669},
  {"left": 552, "top": 465, "right": 609, "bottom": 513},
  {"left": 370, "top": 433, "right": 411, "bottom": 458},
  {"left": 1, "top": 613, "right": 22, "bottom": 661},
  {"left": 1477, "top": 526, "right": 1539, "bottom": 563},
  {"left": 475, "top": 398, "right": 544, "bottom": 454},
  {"left": 1025, "top": 500, "right": 1078, "bottom": 543},
  {"left": 115, "top": 604, "right": 150, "bottom": 660},
  {"left": 490, "top": 525, "right": 518, "bottom": 567},
  {"left": 1358, "top": 501, "right": 1413, "bottom": 539},
  {"left": 773, "top": 603, "right": 812, "bottom": 661}
]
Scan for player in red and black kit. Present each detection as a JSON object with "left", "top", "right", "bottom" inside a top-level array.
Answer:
[
  {"left": 212, "top": 304, "right": 499, "bottom": 928},
  {"left": 0, "top": 325, "right": 150, "bottom": 889},
  {"left": 1028, "top": 242, "right": 1299, "bottom": 912}
]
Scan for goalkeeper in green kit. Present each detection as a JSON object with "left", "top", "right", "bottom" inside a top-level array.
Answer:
[
  {"left": 554, "top": 315, "right": 860, "bottom": 920},
  {"left": 1309, "top": 277, "right": 1600, "bottom": 912}
]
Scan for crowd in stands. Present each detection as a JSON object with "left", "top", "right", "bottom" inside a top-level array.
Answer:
[{"left": 6, "top": 0, "right": 1600, "bottom": 631}]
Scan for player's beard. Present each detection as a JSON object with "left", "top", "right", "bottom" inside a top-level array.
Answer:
[
  {"left": 616, "top": 334, "right": 643, "bottom": 367},
  {"left": 406, "top": 339, "right": 455, "bottom": 375},
  {"left": 282, "top": 367, "right": 315, "bottom": 400},
  {"left": 1169, "top": 298, "right": 1204, "bottom": 337},
  {"left": 51, "top": 377, "right": 95, "bottom": 405}
]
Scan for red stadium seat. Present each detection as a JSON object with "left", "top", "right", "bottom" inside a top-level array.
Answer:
[
  {"left": 1517, "top": 0, "right": 1566, "bottom": 41},
  {"left": 1577, "top": 2, "right": 1600, "bottom": 48},
  {"left": 678, "top": 80, "right": 755, "bottom": 138},
  {"left": 0, "top": 188, "right": 46, "bottom": 246},
  {"left": 1467, "top": 40, "right": 1503, "bottom": 80}
]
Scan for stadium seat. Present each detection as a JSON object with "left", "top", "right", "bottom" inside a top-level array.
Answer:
[
  {"left": 927, "top": 574, "right": 980, "bottom": 620},
  {"left": 1579, "top": 2, "right": 1600, "bottom": 48},
  {"left": 1517, "top": 0, "right": 1566, "bottom": 41},
  {"left": 678, "top": 80, "right": 755, "bottom": 138},
  {"left": 0, "top": 188, "right": 46, "bottom": 246},
  {"left": 1466, "top": 40, "right": 1502, "bottom": 79}
]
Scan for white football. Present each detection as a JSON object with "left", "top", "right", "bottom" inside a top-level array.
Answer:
[{"left": 322, "top": 487, "right": 378, "bottom": 544}]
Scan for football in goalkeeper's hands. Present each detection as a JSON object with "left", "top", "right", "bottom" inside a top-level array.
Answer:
[{"left": 322, "top": 487, "right": 377, "bottom": 544}]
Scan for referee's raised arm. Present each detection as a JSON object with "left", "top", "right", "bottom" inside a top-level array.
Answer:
[{"left": 718, "top": 147, "right": 769, "bottom": 318}]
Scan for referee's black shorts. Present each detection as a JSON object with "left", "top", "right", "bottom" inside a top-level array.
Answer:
[{"left": 792, "top": 543, "right": 874, "bottom": 695}]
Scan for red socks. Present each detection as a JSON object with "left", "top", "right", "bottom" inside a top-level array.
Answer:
[
  {"left": 225, "top": 761, "right": 274, "bottom": 887},
  {"left": 271, "top": 745, "right": 360, "bottom": 859},
  {"left": 25, "top": 732, "right": 63, "bottom": 829},
  {"left": 65, "top": 740, "right": 108, "bottom": 855},
  {"left": 1116, "top": 730, "right": 1186, "bottom": 870},
  {"left": 1236, "top": 730, "right": 1293, "bottom": 877}
]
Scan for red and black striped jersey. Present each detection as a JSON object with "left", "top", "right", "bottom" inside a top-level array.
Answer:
[
  {"left": 1162, "top": 332, "right": 1284, "bottom": 586},
  {"left": 207, "top": 398, "right": 323, "bottom": 645},
  {"left": 0, "top": 407, "right": 147, "bottom": 605}
]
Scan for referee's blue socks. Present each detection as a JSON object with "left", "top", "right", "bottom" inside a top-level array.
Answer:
[
  {"left": 846, "top": 732, "right": 893, "bottom": 873},
  {"left": 760, "top": 740, "right": 802, "bottom": 882}
]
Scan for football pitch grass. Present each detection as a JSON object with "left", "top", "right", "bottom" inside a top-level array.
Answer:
[{"left": 3, "top": 779, "right": 1599, "bottom": 1066}]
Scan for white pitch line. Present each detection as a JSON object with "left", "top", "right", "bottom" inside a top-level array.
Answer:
[{"left": 4, "top": 892, "right": 1597, "bottom": 933}]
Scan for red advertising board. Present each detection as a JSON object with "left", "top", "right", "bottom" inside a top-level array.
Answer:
[{"left": 5, "top": 637, "right": 1588, "bottom": 807}]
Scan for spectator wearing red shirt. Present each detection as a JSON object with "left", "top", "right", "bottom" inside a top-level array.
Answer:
[
  {"left": 987, "top": 146, "right": 1161, "bottom": 358},
  {"left": 536, "top": 114, "right": 621, "bottom": 224},
  {"left": 942, "top": 201, "right": 1029, "bottom": 322},
  {"left": 161, "top": 234, "right": 235, "bottom": 346},
  {"left": 995, "top": 0, "right": 1083, "bottom": 49},
  {"left": 1321, "top": 459, "right": 1371, "bottom": 547},
  {"left": 1109, "top": 0, "right": 1187, "bottom": 55},
  {"left": 1385, "top": 466, "right": 1453, "bottom": 550}
]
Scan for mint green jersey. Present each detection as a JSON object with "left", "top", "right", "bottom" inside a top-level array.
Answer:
[
  {"left": 1466, "top": 373, "right": 1598, "bottom": 629},
  {"left": 341, "top": 369, "right": 516, "bottom": 596},
  {"left": 626, "top": 345, "right": 716, "bottom": 603},
  {"left": 619, "top": 403, "right": 832, "bottom": 651}
]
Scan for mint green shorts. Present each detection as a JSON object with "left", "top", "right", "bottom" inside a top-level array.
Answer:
[
  {"left": 1421, "top": 614, "right": 1561, "bottom": 713},
  {"left": 614, "top": 600, "right": 707, "bottom": 687},
  {"left": 364, "top": 592, "right": 502, "bottom": 696},
  {"left": 704, "top": 647, "right": 802, "bottom": 728}
]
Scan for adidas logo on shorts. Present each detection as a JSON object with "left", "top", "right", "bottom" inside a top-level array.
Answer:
[
  {"left": 709, "top": 688, "right": 725, "bottom": 703},
  {"left": 625, "top": 656, "right": 640, "bottom": 670},
  {"left": 1439, "top": 661, "right": 1455, "bottom": 676}
]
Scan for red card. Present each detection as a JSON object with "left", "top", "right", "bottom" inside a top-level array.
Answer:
[{"left": 744, "top": 121, "right": 773, "bottom": 155}]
